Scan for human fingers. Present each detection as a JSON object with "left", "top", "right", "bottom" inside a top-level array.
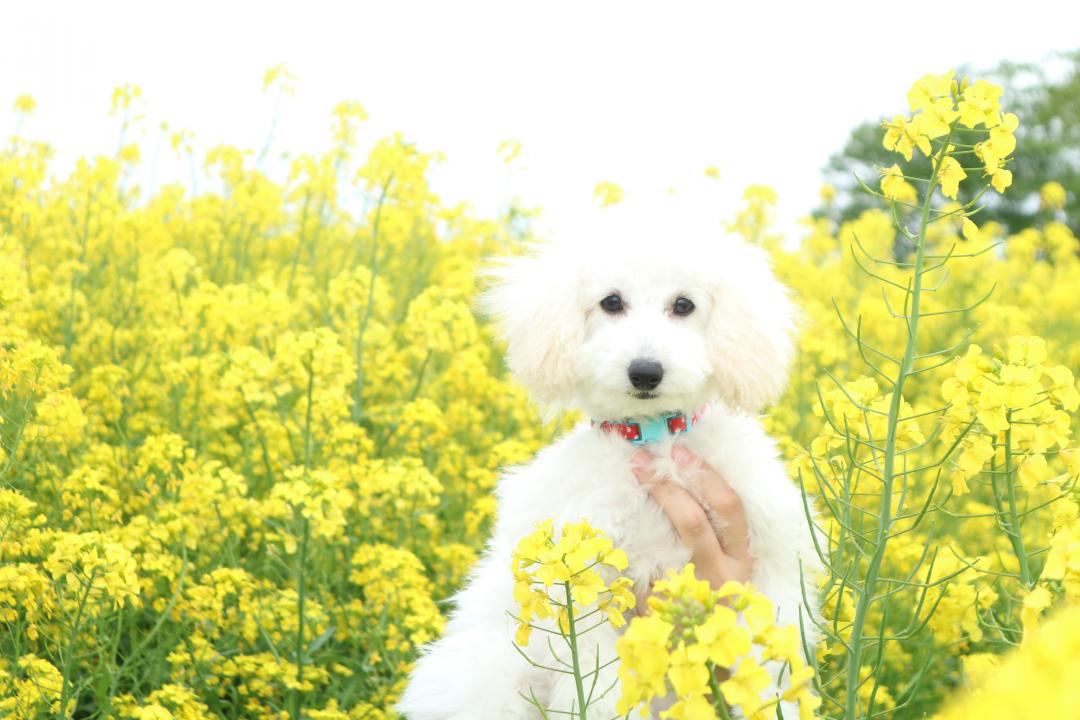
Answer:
[
  {"left": 671, "top": 445, "right": 753, "bottom": 573},
  {"left": 630, "top": 450, "right": 727, "bottom": 572}
]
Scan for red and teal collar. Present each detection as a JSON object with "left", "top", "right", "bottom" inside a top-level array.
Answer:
[{"left": 594, "top": 408, "right": 704, "bottom": 445}]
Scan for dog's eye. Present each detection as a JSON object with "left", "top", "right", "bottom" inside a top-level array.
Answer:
[
  {"left": 599, "top": 294, "right": 624, "bottom": 314},
  {"left": 672, "top": 297, "right": 695, "bottom": 316}
]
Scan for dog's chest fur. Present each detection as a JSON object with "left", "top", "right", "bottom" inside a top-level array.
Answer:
[
  {"left": 493, "top": 410, "right": 782, "bottom": 596},
  {"left": 398, "top": 408, "right": 817, "bottom": 720},
  {"left": 490, "top": 408, "right": 812, "bottom": 617}
]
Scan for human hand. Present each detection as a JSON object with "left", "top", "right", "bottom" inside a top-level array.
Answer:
[{"left": 631, "top": 445, "right": 754, "bottom": 589}]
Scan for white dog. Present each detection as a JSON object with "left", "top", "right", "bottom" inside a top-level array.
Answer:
[{"left": 398, "top": 214, "right": 820, "bottom": 719}]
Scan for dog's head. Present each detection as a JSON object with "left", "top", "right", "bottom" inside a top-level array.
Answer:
[{"left": 482, "top": 221, "right": 795, "bottom": 419}]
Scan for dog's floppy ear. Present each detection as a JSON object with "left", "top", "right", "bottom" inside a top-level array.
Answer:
[
  {"left": 480, "top": 243, "right": 584, "bottom": 405},
  {"left": 705, "top": 238, "right": 796, "bottom": 413}
]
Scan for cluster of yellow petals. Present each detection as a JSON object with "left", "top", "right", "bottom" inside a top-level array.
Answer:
[
  {"left": 793, "top": 69, "right": 1080, "bottom": 717},
  {"left": 881, "top": 70, "right": 1018, "bottom": 200},
  {"left": 941, "top": 337, "right": 1080, "bottom": 494},
  {"left": 933, "top": 603, "right": 1080, "bottom": 720},
  {"left": 879, "top": 164, "right": 917, "bottom": 203},
  {"left": 1042, "top": 500, "right": 1080, "bottom": 602},
  {"left": 615, "top": 565, "right": 819, "bottom": 720},
  {"left": 1039, "top": 180, "right": 1067, "bottom": 211},
  {"left": 0, "top": 654, "right": 68, "bottom": 719},
  {"left": 0, "top": 82, "right": 560, "bottom": 717},
  {"left": 797, "top": 376, "right": 925, "bottom": 480},
  {"left": 593, "top": 180, "right": 626, "bottom": 208},
  {"left": 510, "top": 519, "right": 635, "bottom": 646}
]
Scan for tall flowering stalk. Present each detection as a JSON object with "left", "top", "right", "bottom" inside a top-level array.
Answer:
[
  {"left": 510, "top": 525, "right": 817, "bottom": 720},
  {"left": 795, "top": 71, "right": 1034, "bottom": 719},
  {"left": 510, "top": 520, "right": 636, "bottom": 719},
  {"left": 941, "top": 339, "right": 1079, "bottom": 587}
]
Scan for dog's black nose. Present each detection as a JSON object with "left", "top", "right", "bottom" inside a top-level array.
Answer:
[{"left": 628, "top": 359, "right": 663, "bottom": 391}]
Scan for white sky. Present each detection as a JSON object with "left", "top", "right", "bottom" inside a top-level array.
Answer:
[{"left": 3, "top": 0, "right": 1078, "bottom": 242}]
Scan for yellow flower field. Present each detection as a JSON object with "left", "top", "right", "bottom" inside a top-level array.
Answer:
[{"left": 2, "top": 70, "right": 1079, "bottom": 719}]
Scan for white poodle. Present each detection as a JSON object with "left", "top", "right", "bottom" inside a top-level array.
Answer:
[{"left": 398, "top": 213, "right": 820, "bottom": 719}]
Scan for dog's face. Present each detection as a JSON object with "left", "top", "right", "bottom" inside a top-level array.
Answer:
[
  {"left": 575, "top": 262, "right": 716, "bottom": 418},
  {"left": 483, "top": 229, "right": 795, "bottom": 419}
]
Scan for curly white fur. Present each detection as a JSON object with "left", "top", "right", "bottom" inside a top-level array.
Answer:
[{"left": 398, "top": 211, "right": 820, "bottom": 719}]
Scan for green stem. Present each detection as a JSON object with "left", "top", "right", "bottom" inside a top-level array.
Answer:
[
  {"left": 352, "top": 174, "right": 393, "bottom": 424},
  {"left": 58, "top": 570, "right": 98, "bottom": 719},
  {"left": 303, "top": 350, "right": 315, "bottom": 470},
  {"left": 286, "top": 191, "right": 312, "bottom": 297},
  {"left": 0, "top": 380, "right": 36, "bottom": 483},
  {"left": 1003, "top": 415, "right": 1032, "bottom": 587},
  {"left": 843, "top": 132, "right": 949, "bottom": 720},
  {"left": 561, "top": 582, "right": 589, "bottom": 720},
  {"left": 292, "top": 352, "right": 316, "bottom": 719},
  {"left": 291, "top": 515, "right": 310, "bottom": 720},
  {"left": 708, "top": 666, "right": 734, "bottom": 720}
]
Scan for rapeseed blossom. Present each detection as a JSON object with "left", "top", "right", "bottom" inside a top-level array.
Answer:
[
  {"left": 1, "top": 67, "right": 1078, "bottom": 719},
  {"left": 1040, "top": 180, "right": 1067, "bottom": 211},
  {"left": 0, "top": 82, "right": 564, "bottom": 716},
  {"left": 941, "top": 338, "right": 1078, "bottom": 495},
  {"left": 933, "top": 604, "right": 1080, "bottom": 719},
  {"left": 879, "top": 164, "right": 917, "bottom": 203},
  {"left": 615, "top": 565, "right": 818, "bottom": 720},
  {"left": 882, "top": 70, "right": 1018, "bottom": 198},
  {"left": 511, "top": 519, "right": 634, "bottom": 645}
]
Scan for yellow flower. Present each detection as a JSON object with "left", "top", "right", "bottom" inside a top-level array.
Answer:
[
  {"left": 618, "top": 565, "right": 812, "bottom": 718},
  {"left": 882, "top": 115, "right": 931, "bottom": 160},
  {"left": 936, "top": 605, "right": 1080, "bottom": 719},
  {"left": 616, "top": 614, "right": 674, "bottom": 714},
  {"left": 603, "top": 576, "right": 637, "bottom": 628},
  {"left": 913, "top": 97, "right": 959, "bottom": 139},
  {"left": 952, "top": 435, "right": 995, "bottom": 494},
  {"left": 989, "top": 166, "right": 1013, "bottom": 193},
  {"left": 988, "top": 113, "right": 1019, "bottom": 160},
  {"left": 13, "top": 94, "right": 37, "bottom": 114},
  {"left": 0, "top": 655, "right": 66, "bottom": 718},
  {"left": 110, "top": 83, "right": 143, "bottom": 114},
  {"left": 720, "top": 658, "right": 772, "bottom": 716},
  {"left": 1007, "top": 336, "right": 1047, "bottom": 366},
  {"left": 880, "top": 164, "right": 917, "bottom": 203},
  {"left": 1040, "top": 181, "right": 1067, "bottom": 211},
  {"left": 975, "top": 112, "right": 1019, "bottom": 174},
  {"left": 962, "top": 217, "right": 980, "bottom": 241},
  {"left": 695, "top": 604, "right": 752, "bottom": 666},
  {"left": 662, "top": 693, "right": 717, "bottom": 720},
  {"left": 650, "top": 562, "right": 713, "bottom": 607},
  {"left": 1020, "top": 585, "right": 1053, "bottom": 645},
  {"left": 907, "top": 70, "right": 955, "bottom": 112},
  {"left": 261, "top": 63, "right": 296, "bottom": 94},
  {"left": 1046, "top": 365, "right": 1080, "bottom": 411},
  {"left": 957, "top": 80, "right": 1004, "bottom": 128},
  {"left": 667, "top": 642, "right": 711, "bottom": 697},
  {"left": 960, "top": 653, "right": 1001, "bottom": 689},
  {"left": 510, "top": 519, "right": 635, "bottom": 645},
  {"left": 1017, "top": 452, "right": 1049, "bottom": 491},
  {"left": 594, "top": 180, "right": 625, "bottom": 207},
  {"left": 718, "top": 580, "right": 775, "bottom": 635},
  {"left": 938, "top": 156, "right": 967, "bottom": 199}
]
